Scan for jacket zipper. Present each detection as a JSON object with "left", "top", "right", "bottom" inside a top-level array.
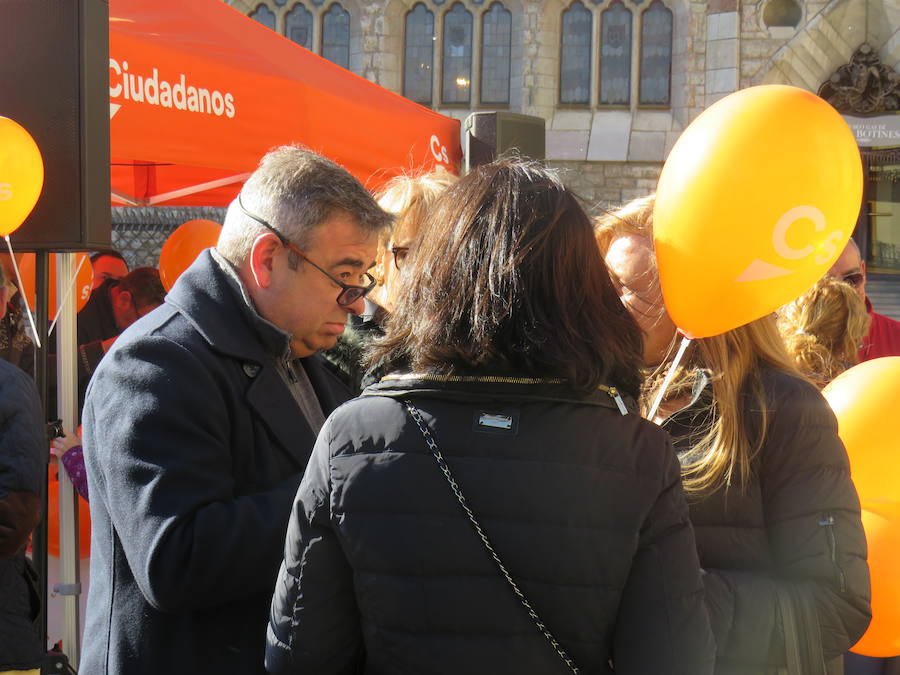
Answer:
[{"left": 819, "top": 512, "right": 847, "bottom": 593}]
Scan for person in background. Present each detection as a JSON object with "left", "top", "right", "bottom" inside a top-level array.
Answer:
[
  {"left": 598, "top": 195, "right": 871, "bottom": 675},
  {"left": 88, "top": 250, "right": 129, "bottom": 290},
  {"left": 81, "top": 146, "right": 391, "bottom": 675},
  {"left": 0, "top": 254, "right": 34, "bottom": 376},
  {"left": 322, "top": 169, "right": 455, "bottom": 392},
  {"left": 0, "top": 260, "right": 47, "bottom": 675},
  {"left": 828, "top": 239, "right": 900, "bottom": 362},
  {"left": 50, "top": 429, "right": 88, "bottom": 502},
  {"left": 778, "top": 276, "right": 870, "bottom": 388},
  {"left": 267, "top": 159, "right": 715, "bottom": 675}
]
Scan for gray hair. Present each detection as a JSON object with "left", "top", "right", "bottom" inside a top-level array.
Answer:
[{"left": 218, "top": 146, "right": 393, "bottom": 265}]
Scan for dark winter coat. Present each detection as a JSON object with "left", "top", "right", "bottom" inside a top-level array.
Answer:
[
  {"left": 0, "top": 359, "right": 46, "bottom": 670},
  {"left": 664, "top": 369, "right": 871, "bottom": 675},
  {"left": 80, "top": 250, "right": 352, "bottom": 675},
  {"left": 266, "top": 375, "right": 716, "bottom": 675}
]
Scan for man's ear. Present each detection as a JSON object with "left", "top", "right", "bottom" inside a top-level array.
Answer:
[
  {"left": 112, "top": 288, "right": 132, "bottom": 310},
  {"left": 860, "top": 259, "right": 867, "bottom": 277},
  {"left": 247, "top": 233, "right": 281, "bottom": 290},
  {"left": 373, "top": 247, "right": 386, "bottom": 286}
]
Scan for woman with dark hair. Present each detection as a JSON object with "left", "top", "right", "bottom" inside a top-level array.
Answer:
[{"left": 266, "top": 160, "right": 715, "bottom": 674}]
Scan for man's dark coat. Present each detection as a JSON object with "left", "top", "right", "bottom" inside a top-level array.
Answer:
[{"left": 80, "top": 250, "right": 351, "bottom": 675}]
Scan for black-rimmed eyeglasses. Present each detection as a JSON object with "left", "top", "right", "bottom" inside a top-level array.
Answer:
[{"left": 236, "top": 193, "right": 376, "bottom": 308}]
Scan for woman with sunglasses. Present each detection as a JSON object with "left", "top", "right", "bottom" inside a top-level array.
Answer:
[
  {"left": 266, "top": 159, "right": 715, "bottom": 674},
  {"left": 321, "top": 169, "right": 456, "bottom": 393},
  {"left": 597, "top": 196, "right": 871, "bottom": 675}
]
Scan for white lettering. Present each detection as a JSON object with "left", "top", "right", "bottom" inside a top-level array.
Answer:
[
  {"left": 430, "top": 135, "right": 445, "bottom": 163},
  {"left": 815, "top": 229, "right": 844, "bottom": 265},
  {"left": 107, "top": 59, "right": 237, "bottom": 118},
  {"left": 0, "top": 183, "right": 12, "bottom": 201},
  {"left": 109, "top": 58, "right": 122, "bottom": 98},
  {"left": 772, "top": 206, "right": 825, "bottom": 261}
]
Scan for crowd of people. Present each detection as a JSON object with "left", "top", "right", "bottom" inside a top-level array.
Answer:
[{"left": 1, "top": 145, "right": 900, "bottom": 675}]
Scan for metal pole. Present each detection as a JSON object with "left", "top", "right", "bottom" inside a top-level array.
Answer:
[
  {"left": 54, "top": 252, "right": 81, "bottom": 667},
  {"left": 32, "top": 250, "right": 50, "bottom": 650}
]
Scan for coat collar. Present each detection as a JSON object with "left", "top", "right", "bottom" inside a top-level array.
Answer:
[
  {"left": 165, "top": 248, "right": 290, "bottom": 363},
  {"left": 362, "top": 373, "right": 633, "bottom": 414}
]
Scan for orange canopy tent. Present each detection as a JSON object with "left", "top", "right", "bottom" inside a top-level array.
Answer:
[{"left": 109, "top": 0, "right": 462, "bottom": 207}]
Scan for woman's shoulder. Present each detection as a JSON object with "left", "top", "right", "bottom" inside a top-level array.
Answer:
[{"left": 759, "top": 368, "right": 834, "bottom": 425}]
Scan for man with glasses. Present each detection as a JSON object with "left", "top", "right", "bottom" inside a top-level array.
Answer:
[
  {"left": 80, "top": 147, "right": 392, "bottom": 675},
  {"left": 828, "top": 239, "right": 900, "bottom": 362}
]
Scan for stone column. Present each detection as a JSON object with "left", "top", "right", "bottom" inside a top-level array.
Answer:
[{"left": 706, "top": 0, "right": 741, "bottom": 106}]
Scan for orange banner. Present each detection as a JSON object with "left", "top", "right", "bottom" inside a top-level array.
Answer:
[{"left": 109, "top": 0, "right": 462, "bottom": 206}]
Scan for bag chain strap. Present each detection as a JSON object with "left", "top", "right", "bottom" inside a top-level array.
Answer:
[{"left": 402, "top": 400, "right": 581, "bottom": 674}]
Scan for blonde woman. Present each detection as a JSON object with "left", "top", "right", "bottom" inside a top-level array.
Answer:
[
  {"left": 778, "top": 276, "right": 871, "bottom": 388},
  {"left": 597, "top": 196, "right": 871, "bottom": 674},
  {"left": 322, "top": 169, "right": 456, "bottom": 392}
]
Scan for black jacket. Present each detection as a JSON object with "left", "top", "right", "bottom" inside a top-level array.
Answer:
[
  {"left": 665, "top": 369, "right": 871, "bottom": 674},
  {"left": 0, "top": 359, "right": 46, "bottom": 670},
  {"left": 267, "top": 375, "right": 716, "bottom": 675},
  {"left": 81, "top": 250, "right": 352, "bottom": 675}
]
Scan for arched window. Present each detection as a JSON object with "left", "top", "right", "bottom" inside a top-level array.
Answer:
[
  {"left": 442, "top": 3, "right": 473, "bottom": 104},
  {"left": 481, "top": 3, "right": 511, "bottom": 105},
  {"left": 322, "top": 3, "right": 350, "bottom": 69},
  {"left": 249, "top": 4, "right": 277, "bottom": 31},
  {"left": 560, "top": 2, "right": 592, "bottom": 105},
  {"left": 600, "top": 2, "right": 631, "bottom": 105},
  {"left": 404, "top": 3, "right": 435, "bottom": 105},
  {"left": 639, "top": 1, "right": 673, "bottom": 105},
  {"left": 285, "top": 4, "right": 313, "bottom": 49},
  {"left": 763, "top": 0, "right": 801, "bottom": 27}
]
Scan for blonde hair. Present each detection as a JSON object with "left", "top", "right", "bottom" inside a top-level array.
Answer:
[
  {"left": 594, "top": 194, "right": 655, "bottom": 255},
  {"left": 655, "top": 316, "right": 802, "bottom": 496},
  {"left": 376, "top": 168, "right": 458, "bottom": 246},
  {"left": 778, "top": 277, "right": 870, "bottom": 387}
]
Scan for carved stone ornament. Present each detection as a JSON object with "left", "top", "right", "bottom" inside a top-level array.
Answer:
[{"left": 818, "top": 44, "right": 900, "bottom": 115}]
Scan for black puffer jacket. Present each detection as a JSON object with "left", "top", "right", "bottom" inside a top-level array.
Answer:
[
  {"left": 0, "top": 359, "right": 46, "bottom": 671},
  {"left": 664, "top": 369, "right": 871, "bottom": 675},
  {"left": 267, "top": 375, "right": 716, "bottom": 675}
]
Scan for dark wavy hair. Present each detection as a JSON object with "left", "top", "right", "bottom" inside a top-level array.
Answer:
[{"left": 368, "top": 158, "right": 644, "bottom": 397}]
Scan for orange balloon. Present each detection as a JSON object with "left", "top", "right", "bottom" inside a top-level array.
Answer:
[
  {"left": 159, "top": 219, "right": 222, "bottom": 291},
  {"left": 654, "top": 85, "right": 862, "bottom": 338},
  {"left": 17, "top": 253, "right": 94, "bottom": 315},
  {"left": 823, "top": 359, "right": 900, "bottom": 656},
  {"left": 850, "top": 504, "right": 900, "bottom": 656},
  {"left": 822, "top": 357, "right": 900, "bottom": 506},
  {"left": 47, "top": 466, "right": 91, "bottom": 559},
  {"left": 0, "top": 117, "right": 44, "bottom": 236}
]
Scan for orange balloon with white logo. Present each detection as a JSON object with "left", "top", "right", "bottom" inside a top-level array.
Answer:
[
  {"left": 0, "top": 117, "right": 44, "bottom": 236},
  {"left": 159, "top": 219, "right": 222, "bottom": 291},
  {"left": 18, "top": 253, "right": 94, "bottom": 314},
  {"left": 654, "top": 85, "right": 862, "bottom": 338}
]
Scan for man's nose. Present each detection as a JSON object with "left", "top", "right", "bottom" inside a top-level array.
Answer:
[{"left": 344, "top": 295, "right": 366, "bottom": 316}]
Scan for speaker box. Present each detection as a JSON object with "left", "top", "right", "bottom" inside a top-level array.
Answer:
[
  {"left": 464, "top": 112, "right": 546, "bottom": 172},
  {"left": 0, "top": 0, "right": 111, "bottom": 251}
]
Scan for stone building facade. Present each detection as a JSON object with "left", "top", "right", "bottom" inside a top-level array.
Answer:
[{"left": 224, "top": 0, "right": 899, "bottom": 264}]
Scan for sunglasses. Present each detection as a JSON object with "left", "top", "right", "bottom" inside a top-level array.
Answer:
[
  {"left": 839, "top": 272, "right": 865, "bottom": 288},
  {"left": 390, "top": 246, "right": 410, "bottom": 271},
  {"left": 236, "top": 193, "right": 376, "bottom": 308}
]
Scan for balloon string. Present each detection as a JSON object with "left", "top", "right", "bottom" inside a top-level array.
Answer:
[
  {"left": 647, "top": 335, "right": 693, "bottom": 422},
  {"left": 48, "top": 255, "right": 87, "bottom": 338},
  {"left": 3, "top": 235, "right": 41, "bottom": 349}
]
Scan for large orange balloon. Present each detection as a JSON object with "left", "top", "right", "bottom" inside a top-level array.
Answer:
[
  {"left": 822, "top": 357, "right": 900, "bottom": 506},
  {"left": 654, "top": 85, "right": 862, "bottom": 338},
  {"left": 822, "top": 359, "right": 900, "bottom": 657},
  {"left": 47, "top": 466, "right": 91, "bottom": 559},
  {"left": 850, "top": 503, "right": 900, "bottom": 656},
  {"left": 159, "top": 219, "right": 222, "bottom": 291},
  {"left": 18, "top": 253, "right": 94, "bottom": 315},
  {"left": 0, "top": 117, "right": 44, "bottom": 236}
]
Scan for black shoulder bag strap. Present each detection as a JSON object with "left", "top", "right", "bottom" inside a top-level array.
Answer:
[{"left": 402, "top": 400, "right": 581, "bottom": 674}]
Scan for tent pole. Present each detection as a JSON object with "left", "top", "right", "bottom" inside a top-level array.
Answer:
[
  {"left": 33, "top": 251, "right": 50, "bottom": 652},
  {"left": 54, "top": 252, "right": 81, "bottom": 667}
]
